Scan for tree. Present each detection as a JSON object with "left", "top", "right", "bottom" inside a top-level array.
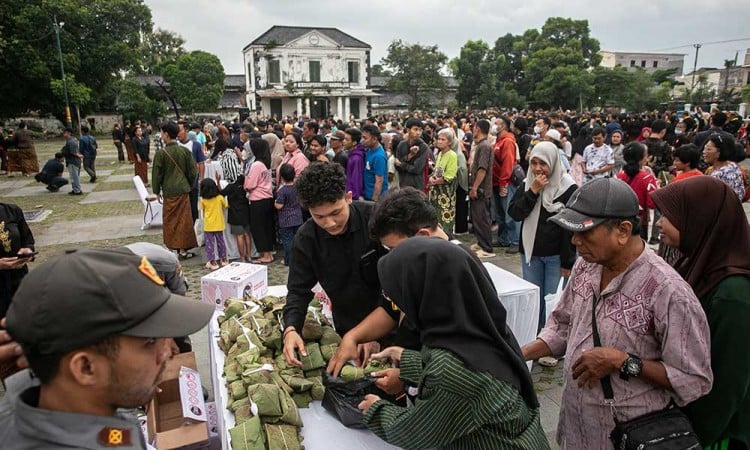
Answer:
[
  {"left": 50, "top": 74, "right": 92, "bottom": 129},
  {"left": 162, "top": 51, "right": 225, "bottom": 114},
  {"left": 452, "top": 40, "right": 489, "bottom": 108},
  {"left": 0, "top": 0, "right": 152, "bottom": 118},
  {"left": 116, "top": 77, "right": 165, "bottom": 122},
  {"left": 380, "top": 40, "right": 447, "bottom": 110},
  {"left": 371, "top": 64, "right": 392, "bottom": 77},
  {"left": 137, "top": 28, "right": 186, "bottom": 75}
]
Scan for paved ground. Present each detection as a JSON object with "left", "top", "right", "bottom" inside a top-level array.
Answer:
[{"left": 36, "top": 138, "right": 750, "bottom": 448}]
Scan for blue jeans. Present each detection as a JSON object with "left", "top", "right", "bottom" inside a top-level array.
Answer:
[
  {"left": 279, "top": 225, "right": 300, "bottom": 265},
  {"left": 493, "top": 185, "right": 519, "bottom": 246},
  {"left": 67, "top": 163, "right": 81, "bottom": 193},
  {"left": 521, "top": 254, "right": 563, "bottom": 331}
]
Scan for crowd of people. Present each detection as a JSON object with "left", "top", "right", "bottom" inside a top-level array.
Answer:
[{"left": 0, "top": 104, "right": 748, "bottom": 449}]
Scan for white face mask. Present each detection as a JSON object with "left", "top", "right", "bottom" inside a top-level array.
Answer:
[
  {"left": 533, "top": 126, "right": 542, "bottom": 135},
  {"left": 675, "top": 129, "right": 683, "bottom": 135},
  {"left": 490, "top": 124, "right": 499, "bottom": 135}
]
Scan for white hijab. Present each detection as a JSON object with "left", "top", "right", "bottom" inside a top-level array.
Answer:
[{"left": 522, "top": 141, "right": 576, "bottom": 264}]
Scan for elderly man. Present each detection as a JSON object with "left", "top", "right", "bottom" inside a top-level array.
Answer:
[
  {"left": 0, "top": 248, "right": 214, "bottom": 449},
  {"left": 521, "top": 178, "right": 713, "bottom": 449}
]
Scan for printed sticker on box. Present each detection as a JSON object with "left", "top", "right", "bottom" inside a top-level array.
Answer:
[{"left": 179, "top": 366, "right": 207, "bottom": 422}]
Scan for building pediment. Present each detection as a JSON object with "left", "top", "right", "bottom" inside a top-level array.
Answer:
[{"left": 285, "top": 30, "right": 340, "bottom": 49}]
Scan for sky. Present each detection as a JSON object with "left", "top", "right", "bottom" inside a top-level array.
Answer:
[{"left": 146, "top": 0, "right": 747, "bottom": 77}]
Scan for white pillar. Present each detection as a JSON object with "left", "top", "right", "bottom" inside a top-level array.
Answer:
[
  {"left": 296, "top": 98, "right": 303, "bottom": 116},
  {"left": 305, "top": 98, "right": 311, "bottom": 117},
  {"left": 739, "top": 103, "right": 747, "bottom": 118},
  {"left": 684, "top": 103, "right": 692, "bottom": 114},
  {"left": 337, "top": 97, "right": 343, "bottom": 120},
  {"left": 343, "top": 97, "right": 350, "bottom": 122}
]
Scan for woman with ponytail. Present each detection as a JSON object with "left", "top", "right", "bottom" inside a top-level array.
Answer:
[{"left": 616, "top": 142, "right": 658, "bottom": 240}]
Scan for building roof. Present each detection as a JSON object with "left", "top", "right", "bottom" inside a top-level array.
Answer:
[
  {"left": 371, "top": 75, "right": 458, "bottom": 88},
  {"left": 600, "top": 50, "right": 686, "bottom": 57},
  {"left": 224, "top": 74, "right": 245, "bottom": 88},
  {"left": 244, "top": 26, "right": 370, "bottom": 51}
]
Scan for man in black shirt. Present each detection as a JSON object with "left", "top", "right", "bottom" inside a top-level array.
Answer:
[
  {"left": 282, "top": 163, "right": 382, "bottom": 368},
  {"left": 330, "top": 130, "right": 348, "bottom": 170},
  {"left": 35, "top": 152, "right": 68, "bottom": 192}
]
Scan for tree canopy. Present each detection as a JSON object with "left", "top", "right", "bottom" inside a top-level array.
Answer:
[{"left": 380, "top": 40, "right": 447, "bottom": 110}]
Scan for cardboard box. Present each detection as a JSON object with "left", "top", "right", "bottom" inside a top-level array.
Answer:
[
  {"left": 205, "top": 402, "right": 221, "bottom": 450},
  {"left": 200, "top": 262, "right": 268, "bottom": 309},
  {"left": 147, "top": 352, "right": 209, "bottom": 450}
]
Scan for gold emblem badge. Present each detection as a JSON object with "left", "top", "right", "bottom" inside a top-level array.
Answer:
[
  {"left": 98, "top": 427, "right": 131, "bottom": 447},
  {"left": 138, "top": 256, "right": 165, "bottom": 286}
]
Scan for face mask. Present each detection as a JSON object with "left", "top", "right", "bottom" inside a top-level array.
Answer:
[
  {"left": 490, "top": 124, "right": 498, "bottom": 135},
  {"left": 533, "top": 126, "right": 542, "bottom": 134},
  {"left": 675, "top": 129, "right": 683, "bottom": 135}
]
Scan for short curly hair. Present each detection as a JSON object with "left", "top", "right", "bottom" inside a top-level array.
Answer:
[{"left": 295, "top": 162, "right": 346, "bottom": 208}]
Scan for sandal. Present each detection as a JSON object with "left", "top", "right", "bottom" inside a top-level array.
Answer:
[{"left": 178, "top": 251, "right": 196, "bottom": 260}]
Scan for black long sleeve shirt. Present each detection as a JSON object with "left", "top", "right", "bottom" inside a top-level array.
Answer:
[
  {"left": 508, "top": 184, "right": 578, "bottom": 270},
  {"left": 283, "top": 201, "right": 381, "bottom": 336}
]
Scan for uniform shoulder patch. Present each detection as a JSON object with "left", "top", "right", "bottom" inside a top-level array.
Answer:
[
  {"left": 139, "top": 256, "right": 165, "bottom": 286},
  {"left": 98, "top": 427, "right": 132, "bottom": 446}
]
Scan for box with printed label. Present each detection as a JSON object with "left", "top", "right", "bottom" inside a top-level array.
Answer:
[
  {"left": 146, "top": 352, "right": 209, "bottom": 450},
  {"left": 200, "top": 262, "right": 268, "bottom": 309}
]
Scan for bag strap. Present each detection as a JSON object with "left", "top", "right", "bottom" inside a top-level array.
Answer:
[
  {"left": 162, "top": 145, "right": 188, "bottom": 182},
  {"left": 591, "top": 293, "right": 616, "bottom": 401}
]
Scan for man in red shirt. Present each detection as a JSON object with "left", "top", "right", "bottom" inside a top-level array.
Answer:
[{"left": 492, "top": 117, "right": 520, "bottom": 253}]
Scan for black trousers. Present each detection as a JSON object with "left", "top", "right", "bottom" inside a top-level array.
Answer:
[{"left": 455, "top": 186, "right": 469, "bottom": 233}]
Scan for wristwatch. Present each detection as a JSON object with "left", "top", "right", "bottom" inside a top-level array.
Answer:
[{"left": 619, "top": 353, "right": 643, "bottom": 381}]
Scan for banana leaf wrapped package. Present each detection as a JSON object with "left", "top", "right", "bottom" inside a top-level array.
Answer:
[
  {"left": 339, "top": 365, "right": 365, "bottom": 382},
  {"left": 264, "top": 424, "right": 303, "bottom": 450},
  {"left": 292, "top": 392, "right": 312, "bottom": 409},
  {"left": 247, "top": 384, "right": 284, "bottom": 417},
  {"left": 303, "top": 368, "right": 323, "bottom": 379},
  {"left": 319, "top": 326, "right": 341, "bottom": 346},
  {"left": 364, "top": 359, "right": 390, "bottom": 375},
  {"left": 281, "top": 374, "right": 314, "bottom": 393},
  {"left": 241, "top": 363, "right": 274, "bottom": 386},
  {"left": 301, "top": 317, "right": 323, "bottom": 341},
  {"left": 223, "top": 299, "right": 248, "bottom": 322},
  {"left": 300, "top": 343, "right": 325, "bottom": 371},
  {"left": 278, "top": 388, "right": 303, "bottom": 426},
  {"left": 309, "top": 377, "right": 325, "bottom": 401},
  {"left": 234, "top": 403, "right": 253, "bottom": 425},
  {"left": 229, "top": 397, "right": 249, "bottom": 414},
  {"left": 229, "top": 414, "right": 265, "bottom": 450},
  {"left": 320, "top": 343, "right": 338, "bottom": 362},
  {"left": 224, "top": 358, "right": 242, "bottom": 383},
  {"left": 229, "top": 379, "right": 247, "bottom": 400}
]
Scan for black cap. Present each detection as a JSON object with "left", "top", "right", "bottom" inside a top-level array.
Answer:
[
  {"left": 6, "top": 248, "right": 214, "bottom": 356},
  {"left": 549, "top": 178, "right": 639, "bottom": 232}
]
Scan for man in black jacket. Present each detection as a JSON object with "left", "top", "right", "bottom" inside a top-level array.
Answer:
[
  {"left": 394, "top": 117, "right": 430, "bottom": 191},
  {"left": 282, "top": 163, "right": 382, "bottom": 368},
  {"left": 35, "top": 153, "right": 68, "bottom": 192}
]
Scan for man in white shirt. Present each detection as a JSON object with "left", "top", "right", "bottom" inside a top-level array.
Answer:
[{"left": 581, "top": 127, "right": 614, "bottom": 183}]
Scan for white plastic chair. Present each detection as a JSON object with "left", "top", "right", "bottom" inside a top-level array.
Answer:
[{"left": 133, "top": 175, "right": 163, "bottom": 230}]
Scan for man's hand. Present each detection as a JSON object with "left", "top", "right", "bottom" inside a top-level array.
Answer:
[
  {"left": 394, "top": 158, "right": 402, "bottom": 167},
  {"left": 500, "top": 186, "right": 508, "bottom": 197},
  {"left": 372, "top": 368, "right": 404, "bottom": 395},
  {"left": 469, "top": 187, "right": 478, "bottom": 200},
  {"left": 282, "top": 329, "right": 307, "bottom": 368},
  {"left": 326, "top": 334, "right": 359, "bottom": 377},
  {"left": 0, "top": 257, "right": 28, "bottom": 270},
  {"left": 560, "top": 268, "right": 571, "bottom": 278},
  {"left": 369, "top": 346, "right": 404, "bottom": 366},
  {"left": 530, "top": 174, "right": 549, "bottom": 194},
  {"left": 358, "top": 394, "right": 381, "bottom": 415},
  {"left": 571, "top": 347, "right": 627, "bottom": 388},
  {"left": 356, "top": 341, "right": 381, "bottom": 367},
  {"left": 0, "top": 318, "right": 27, "bottom": 369}
]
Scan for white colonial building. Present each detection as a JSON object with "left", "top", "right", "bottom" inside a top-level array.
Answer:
[
  {"left": 243, "top": 26, "right": 377, "bottom": 120},
  {"left": 599, "top": 51, "right": 685, "bottom": 75}
]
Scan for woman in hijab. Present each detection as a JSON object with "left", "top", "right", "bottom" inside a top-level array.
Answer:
[
  {"left": 358, "top": 237, "right": 548, "bottom": 450},
  {"left": 651, "top": 176, "right": 750, "bottom": 450},
  {"left": 262, "top": 131, "right": 285, "bottom": 174},
  {"left": 509, "top": 141, "right": 577, "bottom": 332}
]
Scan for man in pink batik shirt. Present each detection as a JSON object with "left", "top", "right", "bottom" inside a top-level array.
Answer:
[{"left": 522, "top": 178, "right": 712, "bottom": 449}]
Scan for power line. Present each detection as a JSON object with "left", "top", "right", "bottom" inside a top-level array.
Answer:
[{"left": 651, "top": 37, "right": 750, "bottom": 52}]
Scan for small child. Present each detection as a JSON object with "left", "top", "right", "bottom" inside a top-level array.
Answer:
[
  {"left": 199, "top": 178, "right": 229, "bottom": 270},
  {"left": 220, "top": 174, "right": 252, "bottom": 263},
  {"left": 274, "top": 164, "right": 303, "bottom": 266}
]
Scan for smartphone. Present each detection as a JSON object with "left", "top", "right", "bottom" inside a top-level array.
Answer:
[{"left": 16, "top": 251, "right": 38, "bottom": 259}]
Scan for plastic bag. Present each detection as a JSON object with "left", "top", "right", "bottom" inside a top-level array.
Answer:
[
  {"left": 321, "top": 373, "right": 380, "bottom": 428},
  {"left": 544, "top": 277, "right": 565, "bottom": 321}
]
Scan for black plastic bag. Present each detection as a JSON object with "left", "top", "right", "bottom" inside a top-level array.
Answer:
[{"left": 321, "top": 373, "right": 381, "bottom": 428}]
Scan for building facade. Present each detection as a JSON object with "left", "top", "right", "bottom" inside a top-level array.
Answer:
[
  {"left": 243, "top": 26, "right": 377, "bottom": 120},
  {"left": 599, "top": 51, "right": 685, "bottom": 75}
]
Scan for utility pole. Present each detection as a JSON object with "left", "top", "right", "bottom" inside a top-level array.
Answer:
[
  {"left": 53, "top": 16, "right": 72, "bottom": 127},
  {"left": 690, "top": 44, "right": 701, "bottom": 94}
]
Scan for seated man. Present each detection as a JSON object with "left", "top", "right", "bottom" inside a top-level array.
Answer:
[
  {"left": 0, "top": 248, "right": 214, "bottom": 449},
  {"left": 35, "top": 152, "right": 68, "bottom": 192},
  {"left": 327, "top": 187, "right": 449, "bottom": 394}
]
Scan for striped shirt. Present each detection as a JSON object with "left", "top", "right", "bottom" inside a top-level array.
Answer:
[{"left": 363, "top": 347, "right": 549, "bottom": 450}]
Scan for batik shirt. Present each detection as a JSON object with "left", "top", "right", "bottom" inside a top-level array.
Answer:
[
  {"left": 709, "top": 162, "right": 745, "bottom": 200},
  {"left": 538, "top": 246, "right": 713, "bottom": 449},
  {"left": 582, "top": 143, "right": 614, "bottom": 182}
]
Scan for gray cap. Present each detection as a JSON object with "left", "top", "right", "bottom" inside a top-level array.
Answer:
[
  {"left": 7, "top": 248, "right": 213, "bottom": 356},
  {"left": 549, "top": 178, "right": 639, "bottom": 232}
]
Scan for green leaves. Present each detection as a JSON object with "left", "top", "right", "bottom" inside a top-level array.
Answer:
[
  {"left": 161, "top": 51, "right": 226, "bottom": 114},
  {"left": 381, "top": 39, "right": 448, "bottom": 110}
]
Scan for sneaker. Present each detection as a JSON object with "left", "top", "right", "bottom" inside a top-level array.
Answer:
[
  {"left": 538, "top": 356, "right": 558, "bottom": 367},
  {"left": 505, "top": 245, "right": 520, "bottom": 254},
  {"left": 68, "top": 191, "right": 83, "bottom": 195},
  {"left": 90, "top": 177, "right": 97, "bottom": 183},
  {"left": 493, "top": 240, "right": 510, "bottom": 248},
  {"left": 470, "top": 243, "right": 482, "bottom": 252},
  {"left": 475, "top": 249, "right": 496, "bottom": 258},
  {"left": 46, "top": 185, "right": 55, "bottom": 192}
]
